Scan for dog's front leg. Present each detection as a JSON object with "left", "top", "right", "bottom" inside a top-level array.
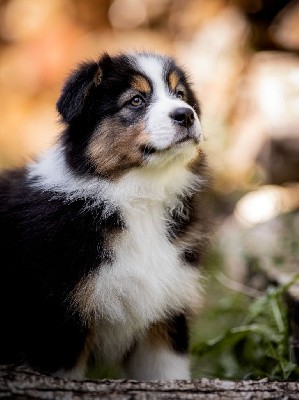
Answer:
[{"left": 123, "top": 314, "right": 190, "bottom": 380}]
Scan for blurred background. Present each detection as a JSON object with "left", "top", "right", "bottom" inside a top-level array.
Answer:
[{"left": 0, "top": 0, "right": 299, "bottom": 380}]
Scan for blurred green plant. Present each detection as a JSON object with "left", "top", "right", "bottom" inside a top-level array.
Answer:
[{"left": 191, "top": 267, "right": 299, "bottom": 381}]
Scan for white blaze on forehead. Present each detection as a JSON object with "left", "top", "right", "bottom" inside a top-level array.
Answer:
[
  {"left": 133, "top": 54, "right": 168, "bottom": 99},
  {"left": 132, "top": 54, "right": 202, "bottom": 151}
]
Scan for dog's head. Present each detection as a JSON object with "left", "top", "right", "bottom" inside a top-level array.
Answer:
[{"left": 57, "top": 52, "right": 202, "bottom": 179}]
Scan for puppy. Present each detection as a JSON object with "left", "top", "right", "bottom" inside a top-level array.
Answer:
[{"left": 0, "top": 52, "right": 210, "bottom": 380}]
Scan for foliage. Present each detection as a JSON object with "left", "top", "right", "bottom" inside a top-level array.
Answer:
[{"left": 191, "top": 258, "right": 299, "bottom": 380}]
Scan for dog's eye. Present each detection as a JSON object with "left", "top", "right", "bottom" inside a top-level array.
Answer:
[
  {"left": 176, "top": 90, "right": 186, "bottom": 100},
  {"left": 129, "top": 96, "right": 144, "bottom": 107}
]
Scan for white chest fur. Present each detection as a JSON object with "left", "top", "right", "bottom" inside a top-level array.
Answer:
[
  {"left": 28, "top": 145, "right": 203, "bottom": 361},
  {"left": 92, "top": 198, "right": 202, "bottom": 360}
]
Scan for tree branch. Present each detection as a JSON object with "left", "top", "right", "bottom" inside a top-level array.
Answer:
[{"left": 1, "top": 364, "right": 299, "bottom": 399}]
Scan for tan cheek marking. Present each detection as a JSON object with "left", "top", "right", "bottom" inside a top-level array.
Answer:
[
  {"left": 132, "top": 75, "right": 151, "bottom": 94},
  {"left": 87, "top": 117, "right": 150, "bottom": 180},
  {"left": 168, "top": 71, "right": 180, "bottom": 93}
]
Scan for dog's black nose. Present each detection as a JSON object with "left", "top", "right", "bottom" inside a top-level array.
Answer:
[{"left": 170, "top": 107, "right": 195, "bottom": 128}]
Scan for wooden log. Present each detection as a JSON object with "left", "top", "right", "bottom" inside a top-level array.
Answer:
[{"left": 1, "top": 365, "right": 299, "bottom": 399}]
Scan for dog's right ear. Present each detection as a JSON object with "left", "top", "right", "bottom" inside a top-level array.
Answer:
[{"left": 57, "top": 60, "right": 103, "bottom": 124}]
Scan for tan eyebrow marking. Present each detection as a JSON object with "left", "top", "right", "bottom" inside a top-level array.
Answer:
[
  {"left": 132, "top": 75, "right": 151, "bottom": 93},
  {"left": 168, "top": 71, "right": 180, "bottom": 92}
]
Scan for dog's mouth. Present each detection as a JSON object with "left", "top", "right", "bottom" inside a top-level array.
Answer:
[{"left": 141, "top": 136, "right": 198, "bottom": 157}]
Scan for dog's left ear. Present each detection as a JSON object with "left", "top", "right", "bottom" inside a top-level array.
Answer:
[{"left": 57, "top": 61, "right": 103, "bottom": 124}]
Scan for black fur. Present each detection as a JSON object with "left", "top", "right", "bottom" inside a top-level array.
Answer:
[
  {"left": 60, "top": 54, "right": 138, "bottom": 176},
  {"left": 57, "top": 60, "right": 101, "bottom": 124},
  {"left": 167, "top": 314, "right": 189, "bottom": 354},
  {"left": 0, "top": 170, "right": 123, "bottom": 372}
]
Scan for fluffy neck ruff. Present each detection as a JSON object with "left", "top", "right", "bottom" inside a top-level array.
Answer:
[{"left": 28, "top": 144, "right": 204, "bottom": 213}]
